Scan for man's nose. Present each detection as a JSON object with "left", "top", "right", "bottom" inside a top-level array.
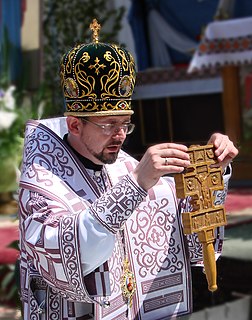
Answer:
[{"left": 112, "top": 126, "right": 126, "bottom": 136}]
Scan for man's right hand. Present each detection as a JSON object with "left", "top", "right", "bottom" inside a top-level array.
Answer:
[{"left": 132, "top": 143, "right": 191, "bottom": 191}]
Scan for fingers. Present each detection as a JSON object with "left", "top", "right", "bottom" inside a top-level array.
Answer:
[
  {"left": 148, "top": 143, "right": 190, "bottom": 170},
  {"left": 133, "top": 143, "right": 191, "bottom": 191},
  {"left": 150, "top": 143, "right": 190, "bottom": 162},
  {"left": 134, "top": 135, "right": 238, "bottom": 191},
  {"left": 208, "top": 133, "right": 239, "bottom": 167},
  {"left": 156, "top": 142, "right": 188, "bottom": 153},
  {"left": 161, "top": 155, "right": 190, "bottom": 171}
]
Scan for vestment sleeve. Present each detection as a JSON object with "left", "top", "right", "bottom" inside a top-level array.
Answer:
[
  {"left": 89, "top": 173, "right": 147, "bottom": 234},
  {"left": 20, "top": 173, "right": 147, "bottom": 300},
  {"left": 79, "top": 173, "right": 147, "bottom": 274}
]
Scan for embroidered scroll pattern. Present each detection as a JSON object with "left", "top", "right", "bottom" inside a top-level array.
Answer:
[
  {"left": 59, "top": 214, "right": 94, "bottom": 303},
  {"left": 214, "top": 179, "right": 229, "bottom": 206},
  {"left": 48, "top": 287, "right": 61, "bottom": 319},
  {"left": 131, "top": 197, "right": 184, "bottom": 278},
  {"left": 29, "top": 293, "right": 40, "bottom": 320},
  {"left": 108, "top": 238, "right": 123, "bottom": 295},
  {"left": 22, "top": 127, "right": 75, "bottom": 185}
]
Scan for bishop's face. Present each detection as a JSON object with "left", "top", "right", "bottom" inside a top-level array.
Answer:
[{"left": 67, "top": 115, "right": 132, "bottom": 165}]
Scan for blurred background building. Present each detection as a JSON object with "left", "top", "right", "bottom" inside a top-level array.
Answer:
[{"left": 2, "top": 0, "right": 251, "bottom": 185}]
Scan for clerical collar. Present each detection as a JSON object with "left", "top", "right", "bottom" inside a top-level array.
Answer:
[{"left": 63, "top": 134, "right": 103, "bottom": 171}]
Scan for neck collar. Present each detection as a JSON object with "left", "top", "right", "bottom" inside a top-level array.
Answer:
[{"left": 64, "top": 134, "right": 103, "bottom": 171}]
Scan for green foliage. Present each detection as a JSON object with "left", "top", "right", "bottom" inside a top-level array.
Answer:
[
  {"left": 0, "top": 28, "right": 12, "bottom": 87},
  {"left": 0, "top": 241, "right": 20, "bottom": 310},
  {"left": 42, "top": 0, "right": 125, "bottom": 116},
  {"left": 0, "top": 32, "right": 25, "bottom": 163},
  {"left": 0, "top": 31, "right": 46, "bottom": 192}
]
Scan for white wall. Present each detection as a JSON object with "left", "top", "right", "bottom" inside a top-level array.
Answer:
[
  {"left": 112, "top": 0, "right": 137, "bottom": 61},
  {"left": 21, "top": 0, "right": 41, "bottom": 50}
]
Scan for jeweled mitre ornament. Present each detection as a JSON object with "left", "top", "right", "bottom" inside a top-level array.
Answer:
[{"left": 60, "top": 19, "right": 136, "bottom": 117}]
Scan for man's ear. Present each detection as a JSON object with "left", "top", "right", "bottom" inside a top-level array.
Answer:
[{"left": 66, "top": 116, "right": 82, "bottom": 136}]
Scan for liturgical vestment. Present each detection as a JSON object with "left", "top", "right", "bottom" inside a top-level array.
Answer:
[{"left": 18, "top": 118, "right": 230, "bottom": 320}]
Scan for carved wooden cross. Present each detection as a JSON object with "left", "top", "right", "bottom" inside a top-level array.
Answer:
[{"left": 175, "top": 144, "right": 227, "bottom": 291}]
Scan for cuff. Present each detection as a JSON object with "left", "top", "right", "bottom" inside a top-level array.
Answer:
[{"left": 90, "top": 174, "right": 147, "bottom": 234}]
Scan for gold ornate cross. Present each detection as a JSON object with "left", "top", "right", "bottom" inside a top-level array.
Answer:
[{"left": 90, "top": 19, "right": 101, "bottom": 43}]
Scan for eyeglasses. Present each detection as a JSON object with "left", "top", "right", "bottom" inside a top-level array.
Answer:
[{"left": 80, "top": 118, "right": 135, "bottom": 135}]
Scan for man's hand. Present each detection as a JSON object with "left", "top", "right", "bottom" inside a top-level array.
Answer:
[
  {"left": 133, "top": 143, "right": 190, "bottom": 191},
  {"left": 207, "top": 133, "right": 239, "bottom": 169},
  {"left": 133, "top": 133, "right": 238, "bottom": 191}
]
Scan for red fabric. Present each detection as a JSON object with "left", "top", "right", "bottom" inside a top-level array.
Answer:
[
  {"left": 21, "top": 0, "right": 26, "bottom": 25},
  {"left": 225, "top": 189, "right": 252, "bottom": 212},
  {"left": 0, "top": 226, "right": 19, "bottom": 264}
]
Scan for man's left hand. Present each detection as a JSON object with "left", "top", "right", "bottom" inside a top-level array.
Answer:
[{"left": 207, "top": 133, "right": 239, "bottom": 169}]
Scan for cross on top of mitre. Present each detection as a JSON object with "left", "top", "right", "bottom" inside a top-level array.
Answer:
[{"left": 90, "top": 19, "right": 101, "bottom": 43}]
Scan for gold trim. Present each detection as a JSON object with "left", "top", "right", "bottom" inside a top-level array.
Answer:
[
  {"left": 64, "top": 110, "right": 134, "bottom": 117},
  {"left": 90, "top": 19, "right": 101, "bottom": 44},
  {"left": 120, "top": 259, "right": 136, "bottom": 308}
]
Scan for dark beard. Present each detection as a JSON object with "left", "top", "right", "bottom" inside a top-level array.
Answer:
[
  {"left": 94, "top": 150, "right": 119, "bottom": 164},
  {"left": 84, "top": 138, "right": 122, "bottom": 164}
]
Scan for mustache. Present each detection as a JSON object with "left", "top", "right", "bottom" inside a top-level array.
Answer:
[{"left": 107, "top": 140, "right": 123, "bottom": 146}]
